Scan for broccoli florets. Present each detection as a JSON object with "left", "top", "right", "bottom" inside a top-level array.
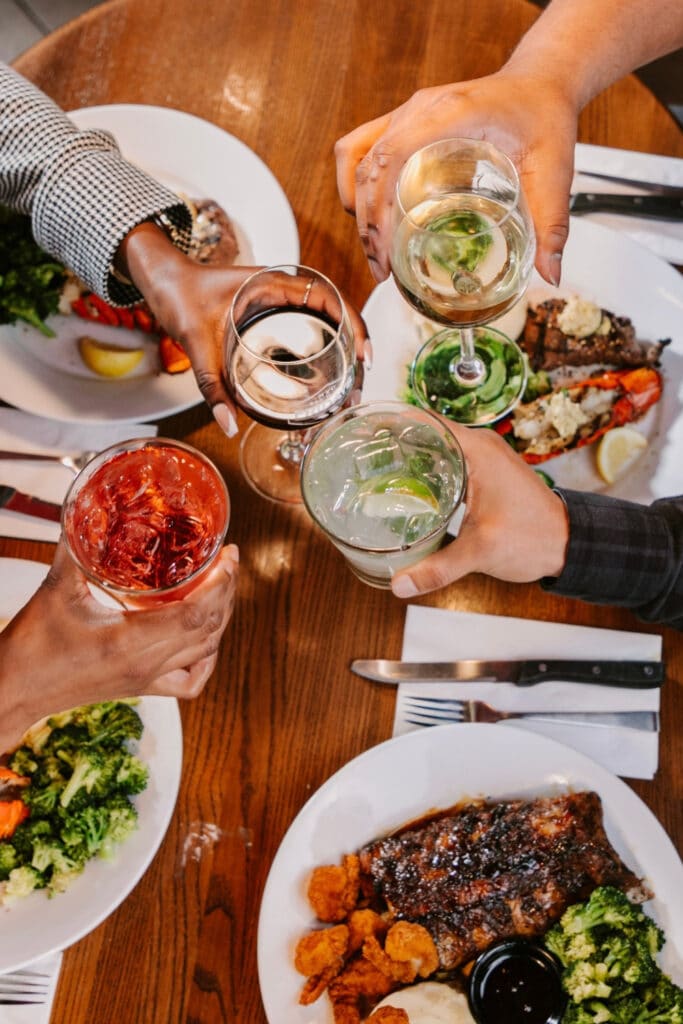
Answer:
[
  {"left": 564, "top": 960, "right": 614, "bottom": 1002},
  {"left": 562, "top": 887, "right": 644, "bottom": 935},
  {"left": 114, "top": 753, "right": 148, "bottom": 795},
  {"left": 59, "top": 750, "right": 108, "bottom": 809},
  {"left": 0, "top": 843, "right": 18, "bottom": 880},
  {"left": 1, "top": 865, "right": 42, "bottom": 904}
]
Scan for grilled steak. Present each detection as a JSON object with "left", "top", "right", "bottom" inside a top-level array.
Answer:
[
  {"left": 188, "top": 198, "right": 239, "bottom": 265},
  {"left": 359, "top": 791, "right": 649, "bottom": 971},
  {"left": 522, "top": 298, "right": 668, "bottom": 372}
]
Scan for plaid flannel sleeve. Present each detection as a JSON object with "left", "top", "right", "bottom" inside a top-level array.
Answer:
[
  {"left": 0, "top": 62, "right": 192, "bottom": 305},
  {"left": 542, "top": 489, "right": 683, "bottom": 631}
]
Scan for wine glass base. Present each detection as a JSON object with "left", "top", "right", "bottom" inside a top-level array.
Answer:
[
  {"left": 239, "top": 422, "right": 307, "bottom": 504},
  {"left": 410, "top": 325, "right": 528, "bottom": 427}
]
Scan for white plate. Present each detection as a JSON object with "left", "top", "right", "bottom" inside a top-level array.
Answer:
[
  {"left": 0, "top": 557, "right": 182, "bottom": 971},
  {"left": 362, "top": 217, "right": 683, "bottom": 503},
  {"left": 257, "top": 724, "right": 683, "bottom": 1024},
  {"left": 0, "top": 104, "right": 300, "bottom": 424}
]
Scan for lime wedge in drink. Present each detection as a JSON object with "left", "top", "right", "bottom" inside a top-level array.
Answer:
[{"left": 359, "top": 474, "right": 440, "bottom": 519}]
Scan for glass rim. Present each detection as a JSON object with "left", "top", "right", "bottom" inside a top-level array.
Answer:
[
  {"left": 227, "top": 263, "right": 349, "bottom": 365},
  {"left": 300, "top": 399, "right": 467, "bottom": 554},
  {"left": 62, "top": 436, "right": 230, "bottom": 601},
  {"left": 394, "top": 137, "right": 522, "bottom": 236}
]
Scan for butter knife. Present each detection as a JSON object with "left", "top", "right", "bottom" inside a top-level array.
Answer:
[
  {"left": 351, "top": 659, "right": 664, "bottom": 687},
  {"left": 569, "top": 192, "right": 683, "bottom": 219},
  {"left": 0, "top": 485, "right": 62, "bottom": 523}
]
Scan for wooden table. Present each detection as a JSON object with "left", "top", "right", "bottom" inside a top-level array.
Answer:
[{"left": 10, "top": 1, "right": 683, "bottom": 1020}]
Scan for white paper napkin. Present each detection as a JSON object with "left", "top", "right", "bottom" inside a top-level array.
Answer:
[
  {"left": 573, "top": 143, "right": 683, "bottom": 264},
  {"left": 0, "top": 409, "right": 158, "bottom": 542},
  {"left": 393, "top": 606, "right": 662, "bottom": 780},
  {"left": 0, "top": 953, "right": 62, "bottom": 1024}
]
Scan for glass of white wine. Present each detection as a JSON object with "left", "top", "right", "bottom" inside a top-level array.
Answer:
[
  {"left": 224, "top": 265, "right": 358, "bottom": 504},
  {"left": 391, "top": 138, "right": 535, "bottom": 425}
]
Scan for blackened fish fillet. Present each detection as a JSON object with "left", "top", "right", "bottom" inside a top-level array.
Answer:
[{"left": 359, "top": 791, "right": 649, "bottom": 971}]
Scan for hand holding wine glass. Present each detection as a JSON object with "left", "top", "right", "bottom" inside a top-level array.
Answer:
[{"left": 224, "top": 265, "right": 363, "bottom": 503}]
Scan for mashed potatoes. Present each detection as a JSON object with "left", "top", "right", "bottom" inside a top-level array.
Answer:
[{"left": 372, "top": 981, "right": 475, "bottom": 1023}]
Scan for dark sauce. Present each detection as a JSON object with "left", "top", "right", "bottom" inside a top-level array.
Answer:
[{"left": 468, "top": 940, "right": 566, "bottom": 1024}]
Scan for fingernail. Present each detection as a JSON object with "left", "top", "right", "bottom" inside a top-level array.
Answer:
[
  {"left": 213, "top": 403, "right": 238, "bottom": 438},
  {"left": 363, "top": 339, "right": 373, "bottom": 371},
  {"left": 392, "top": 575, "right": 418, "bottom": 598},
  {"left": 549, "top": 253, "right": 562, "bottom": 287}
]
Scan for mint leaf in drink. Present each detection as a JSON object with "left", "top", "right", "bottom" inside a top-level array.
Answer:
[{"left": 427, "top": 210, "right": 492, "bottom": 274}]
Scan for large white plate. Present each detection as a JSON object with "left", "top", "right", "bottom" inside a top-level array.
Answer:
[
  {"left": 257, "top": 724, "right": 683, "bottom": 1023},
  {"left": 362, "top": 218, "right": 683, "bottom": 503},
  {"left": 0, "top": 557, "right": 183, "bottom": 971},
  {"left": 0, "top": 104, "right": 300, "bottom": 424}
]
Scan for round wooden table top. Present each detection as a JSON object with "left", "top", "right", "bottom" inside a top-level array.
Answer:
[{"left": 9, "top": 1, "right": 683, "bottom": 1021}]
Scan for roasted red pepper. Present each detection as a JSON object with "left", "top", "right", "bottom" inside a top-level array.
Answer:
[{"left": 159, "top": 335, "right": 191, "bottom": 374}]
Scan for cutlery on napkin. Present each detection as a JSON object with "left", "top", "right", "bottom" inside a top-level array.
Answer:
[
  {"left": 0, "top": 953, "right": 62, "bottom": 1024},
  {"left": 573, "top": 143, "right": 683, "bottom": 264},
  {"left": 0, "top": 409, "right": 158, "bottom": 542},
  {"left": 391, "top": 606, "right": 662, "bottom": 780}
]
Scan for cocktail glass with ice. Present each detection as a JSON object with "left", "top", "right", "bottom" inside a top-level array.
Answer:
[
  {"left": 301, "top": 402, "right": 466, "bottom": 588},
  {"left": 62, "top": 438, "right": 229, "bottom": 607}
]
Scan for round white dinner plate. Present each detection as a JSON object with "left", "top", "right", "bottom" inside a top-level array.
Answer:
[
  {"left": 362, "top": 217, "right": 683, "bottom": 504},
  {"left": 0, "top": 104, "right": 300, "bottom": 424},
  {"left": 0, "top": 557, "right": 183, "bottom": 971},
  {"left": 257, "top": 724, "right": 683, "bottom": 1024}
]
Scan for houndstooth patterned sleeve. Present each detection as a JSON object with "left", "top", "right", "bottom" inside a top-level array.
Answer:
[{"left": 0, "top": 62, "right": 193, "bottom": 305}]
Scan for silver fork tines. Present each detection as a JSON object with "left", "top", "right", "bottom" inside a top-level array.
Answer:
[
  {"left": 402, "top": 696, "right": 659, "bottom": 732},
  {"left": 0, "top": 970, "right": 50, "bottom": 1004},
  {"left": 0, "top": 449, "right": 98, "bottom": 475}
]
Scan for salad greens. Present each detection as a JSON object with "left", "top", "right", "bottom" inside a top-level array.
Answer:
[
  {"left": 545, "top": 886, "right": 683, "bottom": 1023},
  {"left": 0, "top": 205, "right": 66, "bottom": 336},
  {"left": 0, "top": 701, "right": 148, "bottom": 904},
  {"left": 427, "top": 209, "right": 492, "bottom": 275}
]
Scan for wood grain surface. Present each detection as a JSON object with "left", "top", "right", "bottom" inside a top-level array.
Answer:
[{"left": 8, "top": 1, "right": 683, "bottom": 1020}]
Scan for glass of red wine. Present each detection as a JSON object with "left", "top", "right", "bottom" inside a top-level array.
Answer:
[{"left": 224, "top": 264, "right": 358, "bottom": 504}]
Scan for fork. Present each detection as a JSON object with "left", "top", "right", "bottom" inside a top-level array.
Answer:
[
  {"left": 402, "top": 696, "right": 659, "bottom": 732},
  {"left": 0, "top": 449, "right": 98, "bottom": 475},
  {"left": 0, "top": 968, "right": 50, "bottom": 1005}
]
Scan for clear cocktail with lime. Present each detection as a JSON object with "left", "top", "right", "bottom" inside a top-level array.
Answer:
[{"left": 301, "top": 402, "right": 466, "bottom": 588}]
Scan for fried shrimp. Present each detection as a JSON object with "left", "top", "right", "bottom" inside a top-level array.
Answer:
[
  {"left": 295, "top": 925, "right": 349, "bottom": 1005},
  {"left": 348, "top": 909, "right": 387, "bottom": 953},
  {"left": 385, "top": 922, "right": 439, "bottom": 978},
  {"left": 328, "top": 956, "right": 395, "bottom": 1023},
  {"left": 307, "top": 854, "right": 361, "bottom": 923}
]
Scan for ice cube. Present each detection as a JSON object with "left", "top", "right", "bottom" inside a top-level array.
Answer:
[{"left": 353, "top": 429, "right": 404, "bottom": 480}]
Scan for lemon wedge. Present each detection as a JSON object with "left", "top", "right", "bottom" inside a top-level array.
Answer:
[
  {"left": 596, "top": 426, "right": 648, "bottom": 484},
  {"left": 78, "top": 336, "right": 145, "bottom": 378}
]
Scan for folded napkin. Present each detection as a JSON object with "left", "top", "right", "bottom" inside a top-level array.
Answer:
[
  {"left": 0, "top": 953, "right": 62, "bottom": 1024},
  {"left": 0, "top": 409, "right": 158, "bottom": 543},
  {"left": 573, "top": 143, "right": 683, "bottom": 264},
  {"left": 393, "top": 606, "right": 662, "bottom": 780}
]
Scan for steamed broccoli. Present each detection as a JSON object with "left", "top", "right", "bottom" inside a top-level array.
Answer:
[
  {"left": 545, "top": 886, "right": 681, "bottom": 1024},
  {"left": 0, "top": 700, "right": 147, "bottom": 905}
]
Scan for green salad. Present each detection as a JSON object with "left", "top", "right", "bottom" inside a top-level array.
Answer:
[
  {"left": 0, "top": 701, "right": 148, "bottom": 904},
  {"left": 0, "top": 205, "right": 66, "bottom": 336}
]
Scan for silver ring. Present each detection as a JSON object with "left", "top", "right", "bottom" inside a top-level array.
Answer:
[{"left": 302, "top": 278, "right": 314, "bottom": 306}]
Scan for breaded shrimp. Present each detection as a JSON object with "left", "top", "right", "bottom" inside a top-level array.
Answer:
[{"left": 307, "top": 855, "right": 361, "bottom": 923}]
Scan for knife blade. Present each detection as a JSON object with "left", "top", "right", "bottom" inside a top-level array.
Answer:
[
  {"left": 0, "top": 485, "right": 62, "bottom": 523},
  {"left": 573, "top": 170, "right": 683, "bottom": 195},
  {"left": 569, "top": 192, "right": 683, "bottom": 219},
  {"left": 351, "top": 659, "right": 664, "bottom": 687}
]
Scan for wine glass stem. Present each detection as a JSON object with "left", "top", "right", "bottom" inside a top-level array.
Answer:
[
  {"left": 452, "top": 326, "right": 486, "bottom": 387},
  {"left": 277, "top": 430, "right": 310, "bottom": 466}
]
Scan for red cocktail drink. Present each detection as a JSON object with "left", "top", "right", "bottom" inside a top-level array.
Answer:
[{"left": 63, "top": 438, "right": 229, "bottom": 606}]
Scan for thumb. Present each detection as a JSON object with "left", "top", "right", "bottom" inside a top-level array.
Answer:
[
  {"left": 521, "top": 142, "right": 575, "bottom": 287},
  {"left": 391, "top": 532, "right": 482, "bottom": 598}
]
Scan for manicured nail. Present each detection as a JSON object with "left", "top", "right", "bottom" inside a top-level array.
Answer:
[
  {"left": 549, "top": 253, "right": 562, "bottom": 287},
  {"left": 392, "top": 575, "right": 418, "bottom": 598},
  {"left": 213, "top": 403, "right": 238, "bottom": 438},
  {"left": 363, "top": 339, "right": 374, "bottom": 371}
]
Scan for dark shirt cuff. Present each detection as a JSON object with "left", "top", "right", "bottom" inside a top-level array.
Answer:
[{"left": 541, "top": 488, "right": 683, "bottom": 631}]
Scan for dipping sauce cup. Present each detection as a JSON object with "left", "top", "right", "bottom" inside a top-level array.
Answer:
[
  {"left": 62, "top": 438, "right": 229, "bottom": 608},
  {"left": 468, "top": 939, "right": 566, "bottom": 1024}
]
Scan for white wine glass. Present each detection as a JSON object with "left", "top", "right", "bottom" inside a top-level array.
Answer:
[
  {"left": 224, "top": 264, "right": 358, "bottom": 504},
  {"left": 390, "top": 138, "right": 535, "bottom": 425}
]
